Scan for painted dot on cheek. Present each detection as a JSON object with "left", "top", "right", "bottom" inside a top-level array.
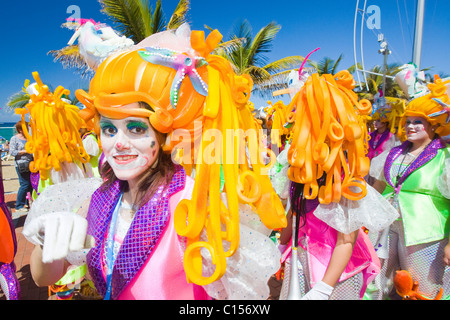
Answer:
[{"left": 150, "top": 141, "right": 156, "bottom": 148}]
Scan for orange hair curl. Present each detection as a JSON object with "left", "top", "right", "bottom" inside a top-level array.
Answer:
[{"left": 286, "top": 70, "right": 372, "bottom": 204}]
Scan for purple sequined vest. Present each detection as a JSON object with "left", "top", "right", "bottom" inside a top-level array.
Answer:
[
  {"left": 384, "top": 138, "right": 447, "bottom": 188},
  {"left": 86, "top": 165, "right": 186, "bottom": 300}
]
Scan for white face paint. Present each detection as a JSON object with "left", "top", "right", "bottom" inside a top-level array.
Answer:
[
  {"left": 404, "top": 116, "right": 434, "bottom": 144},
  {"left": 100, "top": 110, "right": 159, "bottom": 184}
]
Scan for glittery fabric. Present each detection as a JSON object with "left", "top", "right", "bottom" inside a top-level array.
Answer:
[
  {"left": 368, "top": 130, "right": 391, "bottom": 159},
  {"left": 86, "top": 165, "right": 186, "bottom": 300},
  {"left": 30, "top": 172, "right": 40, "bottom": 193},
  {"left": 384, "top": 138, "right": 446, "bottom": 188},
  {"left": 368, "top": 220, "right": 450, "bottom": 300},
  {"left": 0, "top": 263, "right": 20, "bottom": 300}
]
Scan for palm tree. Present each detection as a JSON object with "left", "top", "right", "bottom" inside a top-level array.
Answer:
[
  {"left": 355, "top": 63, "right": 406, "bottom": 100},
  {"left": 99, "top": 0, "right": 189, "bottom": 43},
  {"left": 6, "top": 80, "right": 31, "bottom": 111},
  {"left": 210, "top": 20, "right": 305, "bottom": 98},
  {"left": 49, "top": 0, "right": 190, "bottom": 76},
  {"left": 311, "top": 54, "right": 344, "bottom": 76}
]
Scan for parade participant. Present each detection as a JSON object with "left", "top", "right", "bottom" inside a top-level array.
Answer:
[
  {"left": 16, "top": 73, "right": 100, "bottom": 300},
  {"left": 367, "top": 108, "right": 396, "bottom": 160},
  {"left": 0, "top": 157, "right": 20, "bottom": 300},
  {"left": 23, "top": 24, "right": 286, "bottom": 300},
  {"left": 272, "top": 70, "right": 398, "bottom": 300},
  {"left": 79, "top": 122, "right": 101, "bottom": 178},
  {"left": 369, "top": 77, "right": 450, "bottom": 299}
]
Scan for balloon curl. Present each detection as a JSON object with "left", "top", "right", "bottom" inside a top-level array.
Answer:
[
  {"left": 286, "top": 71, "right": 372, "bottom": 204},
  {"left": 15, "top": 72, "right": 90, "bottom": 181}
]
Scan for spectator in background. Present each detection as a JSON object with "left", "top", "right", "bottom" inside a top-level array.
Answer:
[
  {"left": 79, "top": 124, "right": 101, "bottom": 178},
  {"left": 9, "top": 121, "right": 33, "bottom": 212}
]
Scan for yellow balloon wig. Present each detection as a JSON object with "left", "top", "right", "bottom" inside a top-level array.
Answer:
[
  {"left": 398, "top": 76, "right": 450, "bottom": 139},
  {"left": 15, "top": 72, "right": 90, "bottom": 182}
]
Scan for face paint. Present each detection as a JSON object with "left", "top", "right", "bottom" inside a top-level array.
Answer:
[
  {"left": 404, "top": 116, "right": 434, "bottom": 144},
  {"left": 100, "top": 114, "right": 159, "bottom": 183}
]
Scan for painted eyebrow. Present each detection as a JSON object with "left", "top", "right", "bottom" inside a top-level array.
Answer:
[
  {"left": 126, "top": 120, "right": 149, "bottom": 129},
  {"left": 99, "top": 119, "right": 115, "bottom": 127}
]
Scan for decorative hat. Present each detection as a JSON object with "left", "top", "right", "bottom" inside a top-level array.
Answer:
[
  {"left": 15, "top": 72, "right": 90, "bottom": 182},
  {"left": 398, "top": 76, "right": 450, "bottom": 138}
]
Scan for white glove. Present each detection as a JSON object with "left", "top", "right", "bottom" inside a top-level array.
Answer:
[
  {"left": 22, "top": 212, "right": 89, "bottom": 263},
  {"left": 301, "top": 281, "right": 334, "bottom": 300}
]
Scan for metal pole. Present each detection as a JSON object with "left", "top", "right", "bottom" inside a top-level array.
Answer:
[
  {"left": 360, "top": 0, "right": 369, "bottom": 91},
  {"left": 383, "top": 48, "right": 388, "bottom": 97},
  {"left": 412, "top": 0, "right": 425, "bottom": 70},
  {"left": 353, "top": 0, "right": 363, "bottom": 90}
]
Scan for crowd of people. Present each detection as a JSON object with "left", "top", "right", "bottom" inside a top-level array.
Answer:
[{"left": 1, "top": 22, "right": 449, "bottom": 301}]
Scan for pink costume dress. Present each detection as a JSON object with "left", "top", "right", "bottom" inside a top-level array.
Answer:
[
  {"left": 116, "top": 176, "right": 209, "bottom": 300},
  {"left": 24, "top": 166, "right": 282, "bottom": 300},
  {"left": 368, "top": 130, "right": 394, "bottom": 160},
  {"left": 86, "top": 166, "right": 210, "bottom": 300},
  {"left": 281, "top": 210, "right": 380, "bottom": 299},
  {"left": 271, "top": 149, "right": 399, "bottom": 299}
]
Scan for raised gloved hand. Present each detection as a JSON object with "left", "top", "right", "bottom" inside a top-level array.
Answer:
[
  {"left": 22, "top": 212, "right": 90, "bottom": 263},
  {"left": 301, "top": 281, "right": 334, "bottom": 300}
]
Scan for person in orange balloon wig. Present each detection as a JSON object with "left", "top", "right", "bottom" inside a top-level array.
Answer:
[
  {"left": 272, "top": 70, "right": 399, "bottom": 300},
  {"left": 368, "top": 77, "right": 450, "bottom": 300}
]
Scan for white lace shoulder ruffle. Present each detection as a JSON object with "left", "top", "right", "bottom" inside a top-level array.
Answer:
[
  {"left": 369, "top": 149, "right": 390, "bottom": 182},
  {"left": 313, "top": 184, "right": 399, "bottom": 234},
  {"left": 202, "top": 198, "right": 281, "bottom": 300}
]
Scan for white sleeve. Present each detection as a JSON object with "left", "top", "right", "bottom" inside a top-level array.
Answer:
[
  {"left": 369, "top": 149, "right": 390, "bottom": 182},
  {"left": 437, "top": 156, "right": 450, "bottom": 199},
  {"left": 82, "top": 135, "right": 100, "bottom": 157},
  {"left": 313, "top": 184, "right": 399, "bottom": 234}
]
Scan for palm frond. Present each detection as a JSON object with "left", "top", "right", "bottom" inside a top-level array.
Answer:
[
  {"left": 347, "top": 63, "right": 363, "bottom": 74},
  {"left": 151, "top": 0, "right": 165, "bottom": 34},
  {"left": 331, "top": 54, "right": 344, "bottom": 75},
  {"left": 242, "top": 66, "right": 271, "bottom": 84},
  {"left": 232, "top": 19, "right": 252, "bottom": 48},
  {"left": 211, "top": 38, "right": 245, "bottom": 58},
  {"left": 6, "top": 91, "right": 30, "bottom": 111},
  {"left": 138, "top": 0, "right": 154, "bottom": 37},
  {"left": 99, "top": 0, "right": 149, "bottom": 42},
  {"left": 48, "top": 45, "right": 94, "bottom": 78},
  {"left": 263, "top": 56, "right": 305, "bottom": 74},
  {"left": 247, "top": 21, "right": 281, "bottom": 66},
  {"left": 167, "top": 0, "right": 190, "bottom": 30}
]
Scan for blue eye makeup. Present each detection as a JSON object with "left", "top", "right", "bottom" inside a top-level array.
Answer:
[
  {"left": 100, "top": 120, "right": 117, "bottom": 136},
  {"left": 126, "top": 120, "right": 149, "bottom": 134}
]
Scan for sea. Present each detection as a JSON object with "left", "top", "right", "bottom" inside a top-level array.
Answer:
[{"left": 0, "top": 122, "right": 16, "bottom": 142}]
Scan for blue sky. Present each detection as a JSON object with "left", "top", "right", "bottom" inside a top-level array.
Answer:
[{"left": 1, "top": 0, "right": 449, "bottom": 122}]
